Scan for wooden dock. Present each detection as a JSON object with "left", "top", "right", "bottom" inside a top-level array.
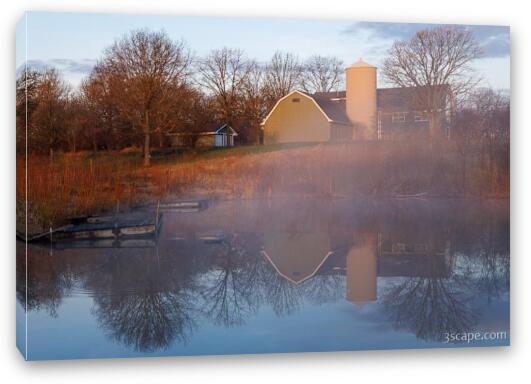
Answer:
[{"left": 20, "top": 211, "right": 162, "bottom": 243}]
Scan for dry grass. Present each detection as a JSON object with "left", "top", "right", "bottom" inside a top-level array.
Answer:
[{"left": 16, "top": 141, "right": 509, "bottom": 234}]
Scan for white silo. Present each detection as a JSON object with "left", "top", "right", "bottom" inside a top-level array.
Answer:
[{"left": 345, "top": 58, "right": 377, "bottom": 140}]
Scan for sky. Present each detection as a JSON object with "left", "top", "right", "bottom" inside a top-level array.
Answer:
[{"left": 16, "top": 11, "right": 510, "bottom": 90}]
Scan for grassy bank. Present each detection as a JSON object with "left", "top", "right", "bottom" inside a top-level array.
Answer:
[{"left": 16, "top": 141, "right": 509, "bottom": 234}]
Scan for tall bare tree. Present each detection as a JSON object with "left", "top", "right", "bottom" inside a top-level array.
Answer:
[
  {"left": 452, "top": 88, "right": 509, "bottom": 195},
  {"left": 32, "top": 68, "right": 70, "bottom": 160},
  {"left": 16, "top": 68, "right": 41, "bottom": 153},
  {"left": 382, "top": 26, "right": 482, "bottom": 141},
  {"left": 101, "top": 29, "right": 192, "bottom": 166},
  {"left": 198, "top": 47, "right": 252, "bottom": 126},
  {"left": 302, "top": 55, "right": 344, "bottom": 94},
  {"left": 81, "top": 63, "right": 123, "bottom": 152},
  {"left": 263, "top": 52, "right": 303, "bottom": 109},
  {"left": 240, "top": 61, "right": 267, "bottom": 144}
]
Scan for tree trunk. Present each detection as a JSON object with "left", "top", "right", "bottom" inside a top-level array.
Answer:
[
  {"left": 428, "top": 113, "right": 439, "bottom": 149},
  {"left": 92, "top": 129, "right": 98, "bottom": 153},
  {"left": 143, "top": 110, "right": 151, "bottom": 167},
  {"left": 462, "top": 151, "right": 467, "bottom": 197}
]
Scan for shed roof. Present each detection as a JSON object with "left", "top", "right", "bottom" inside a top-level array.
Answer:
[{"left": 214, "top": 123, "right": 238, "bottom": 136}]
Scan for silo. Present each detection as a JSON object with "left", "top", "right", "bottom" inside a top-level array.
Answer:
[
  {"left": 345, "top": 58, "right": 377, "bottom": 140},
  {"left": 346, "top": 232, "right": 377, "bottom": 306}
]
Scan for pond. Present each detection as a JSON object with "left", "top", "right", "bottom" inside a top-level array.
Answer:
[{"left": 16, "top": 197, "right": 510, "bottom": 360}]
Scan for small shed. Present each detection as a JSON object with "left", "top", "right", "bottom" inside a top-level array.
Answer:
[
  {"left": 213, "top": 123, "right": 238, "bottom": 147},
  {"left": 167, "top": 123, "right": 238, "bottom": 148}
]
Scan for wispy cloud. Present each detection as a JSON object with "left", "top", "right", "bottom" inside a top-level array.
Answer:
[
  {"left": 342, "top": 22, "right": 509, "bottom": 59},
  {"left": 16, "top": 58, "right": 96, "bottom": 78}
]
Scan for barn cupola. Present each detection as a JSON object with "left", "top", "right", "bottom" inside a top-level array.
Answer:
[{"left": 345, "top": 58, "right": 377, "bottom": 140}]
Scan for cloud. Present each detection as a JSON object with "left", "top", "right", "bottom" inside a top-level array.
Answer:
[
  {"left": 343, "top": 22, "right": 509, "bottom": 58},
  {"left": 16, "top": 58, "right": 95, "bottom": 81}
]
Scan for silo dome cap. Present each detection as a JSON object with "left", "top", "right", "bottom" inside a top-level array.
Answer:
[{"left": 348, "top": 58, "right": 376, "bottom": 68}]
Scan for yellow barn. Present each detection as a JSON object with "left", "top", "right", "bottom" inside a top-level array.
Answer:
[{"left": 261, "top": 90, "right": 354, "bottom": 144}]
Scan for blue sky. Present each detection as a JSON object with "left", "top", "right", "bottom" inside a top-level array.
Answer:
[{"left": 16, "top": 11, "right": 510, "bottom": 90}]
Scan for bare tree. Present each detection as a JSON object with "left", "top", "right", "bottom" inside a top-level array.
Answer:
[
  {"left": 32, "top": 68, "right": 70, "bottom": 160},
  {"left": 382, "top": 26, "right": 482, "bottom": 142},
  {"left": 81, "top": 63, "right": 124, "bottom": 152},
  {"left": 263, "top": 52, "right": 303, "bottom": 109},
  {"left": 452, "top": 88, "right": 510, "bottom": 195},
  {"left": 101, "top": 29, "right": 192, "bottom": 166},
  {"left": 63, "top": 93, "right": 88, "bottom": 153},
  {"left": 240, "top": 61, "right": 267, "bottom": 144},
  {"left": 16, "top": 68, "right": 41, "bottom": 153},
  {"left": 198, "top": 47, "right": 252, "bottom": 126},
  {"left": 302, "top": 55, "right": 344, "bottom": 94}
]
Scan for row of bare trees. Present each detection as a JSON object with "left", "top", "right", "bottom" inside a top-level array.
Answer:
[{"left": 16, "top": 29, "right": 345, "bottom": 165}]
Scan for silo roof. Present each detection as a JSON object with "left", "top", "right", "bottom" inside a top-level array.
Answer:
[{"left": 348, "top": 58, "right": 376, "bottom": 68}]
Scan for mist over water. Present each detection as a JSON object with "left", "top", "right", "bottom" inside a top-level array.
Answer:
[{"left": 16, "top": 197, "right": 509, "bottom": 360}]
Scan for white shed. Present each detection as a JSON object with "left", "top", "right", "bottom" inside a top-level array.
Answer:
[{"left": 213, "top": 124, "right": 238, "bottom": 147}]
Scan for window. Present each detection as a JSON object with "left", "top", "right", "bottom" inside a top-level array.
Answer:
[
  {"left": 414, "top": 112, "right": 428, "bottom": 122},
  {"left": 291, "top": 98, "right": 300, "bottom": 103},
  {"left": 392, "top": 112, "right": 406, "bottom": 123},
  {"left": 391, "top": 243, "right": 407, "bottom": 253}
]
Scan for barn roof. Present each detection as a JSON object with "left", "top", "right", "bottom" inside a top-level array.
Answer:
[
  {"left": 304, "top": 93, "right": 351, "bottom": 125},
  {"left": 261, "top": 90, "right": 352, "bottom": 126},
  {"left": 261, "top": 231, "right": 334, "bottom": 284},
  {"left": 377, "top": 87, "right": 421, "bottom": 111},
  {"left": 315, "top": 85, "right": 448, "bottom": 112}
]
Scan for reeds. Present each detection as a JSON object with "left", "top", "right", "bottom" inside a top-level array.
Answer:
[{"left": 16, "top": 142, "right": 509, "bottom": 233}]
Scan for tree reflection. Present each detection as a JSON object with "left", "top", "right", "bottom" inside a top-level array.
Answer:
[
  {"left": 302, "top": 274, "right": 344, "bottom": 305},
  {"left": 94, "top": 288, "right": 197, "bottom": 352},
  {"left": 475, "top": 249, "right": 509, "bottom": 302},
  {"left": 86, "top": 249, "right": 200, "bottom": 352},
  {"left": 199, "top": 234, "right": 262, "bottom": 327},
  {"left": 472, "top": 223, "right": 510, "bottom": 302},
  {"left": 381, "top": 262, "right": 478, "bottom": 342},
  {"left": 259, "top": 259, "right": 304, "bottom": 316},
  {"left": 16, "top": 243, "right": 74, "bottom": 317}
]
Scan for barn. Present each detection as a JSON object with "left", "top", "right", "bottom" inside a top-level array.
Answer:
[{"left": 261, "top": 90, "right": 353, "bottom": 144}]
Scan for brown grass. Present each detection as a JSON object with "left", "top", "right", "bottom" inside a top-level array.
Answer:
[{"left": 16, "top": 142, "right": 509, "bottom": 234}]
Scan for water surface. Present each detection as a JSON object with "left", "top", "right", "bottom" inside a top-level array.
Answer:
[{"left": 16, "top": 198, "right": 510, "bottom": 360}]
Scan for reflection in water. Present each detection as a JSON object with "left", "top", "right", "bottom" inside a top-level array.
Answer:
[
  {"left": 85, "top": 250, "right": 200, "bottom": 352},
  {"left": 346, "top": 233, "right": 377, "bottom": 305},
  {"left": 17, "top": 198, "right": 510, "bottom": 356},
  {"left": 198, "top": 234, "right": 262, "bottom": 327}
]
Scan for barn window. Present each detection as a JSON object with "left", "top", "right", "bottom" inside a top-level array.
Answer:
[
  {"left": 392, "top": 112, "right": 407, "bottom": 123},
  {"left": 414, "top": 112, "right": 428, "bottom": 122},
  {"left": 292, "top": 98, "right": 301, "bottom": 103}
]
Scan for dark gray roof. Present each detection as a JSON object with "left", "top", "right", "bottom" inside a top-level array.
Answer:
[
  {"left": 377, "top": 87, "right": 419, "bottom": 112},
  {"left": 304, "top": 92, "right": 351, "bottom": 125},
  {"left": 312, "top": 86, "right": 448, "bottom": 114},
  {"left": 314, "top": 90, "right": 346, "bottom": 99}
]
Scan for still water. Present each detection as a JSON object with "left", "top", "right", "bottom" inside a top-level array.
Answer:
[{"left": 16, "top": 198, "right": 510, "bottom": 360}]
